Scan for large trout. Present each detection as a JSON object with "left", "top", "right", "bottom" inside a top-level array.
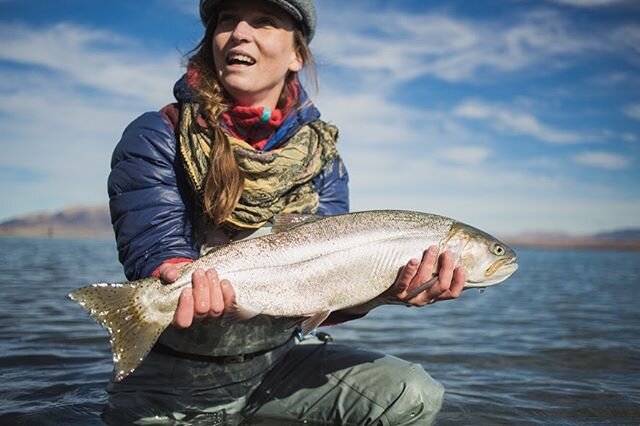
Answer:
[{"left": 69, "top": 210, "right": 518, "bottom": 380}]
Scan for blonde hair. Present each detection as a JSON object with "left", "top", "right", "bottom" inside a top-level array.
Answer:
[{"left": 188, "top": 23, "right": 316, "bottom": 225}]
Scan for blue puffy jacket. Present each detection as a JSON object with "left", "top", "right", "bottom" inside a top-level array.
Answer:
[{"left": 108, "top": 98, "right": 349, "bottom": 280}]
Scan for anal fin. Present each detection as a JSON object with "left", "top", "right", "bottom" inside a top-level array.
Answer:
[
  {"left": 223, "top": 302, "right": 262, "bottom": 325},
  {"left": 300, "top": 310, "right": 331, "bottom": 336}
]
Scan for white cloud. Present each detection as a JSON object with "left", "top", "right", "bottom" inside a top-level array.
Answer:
[
  {"left": 315, "top": 6, "right": 609, "bottom": 84},
  {"left": 526, "top": 156, "right": 564, "bottom": 169},
  {"left": 316, "top": 89, "right": 420, "bottom": 146},
  {"left": 624, "top": 104, "right": 640, "bottom": 120},
  {"left": 590, "top": 71, "right": 640, "bottom": 88},
  {"left": 600, "top": 128, "right": 632, "bottom": 143},
  {"left": 315, "top": 85, "right": 496, "bottom": 160},
  {"left": 438, "top": 146, "right": 492, "bottom": 166},
  {"left": 452, "top": 99, "right": 582, "bottom": 144},
  {"left": 0, "top": 22, "right": 180, "bottom": 105},
  {"left": 165, "top": 0, "right": 199, "bottom": 17},
  {"left": 317, "top": 4, "right": 637, "bottom": 233},
  {"left": 0, "top": 22, "right": 185, "bottom": 220},
  {"left": 0, "top": 79, "right": 145, "bottom": 219},
  {"left": 338, "top": 144, "right": 631, "bottom": 235},
  {"left": 610, "top": 25, "right": 640, "bottom": 57},
  {"left": 342, "top": 142, "right": 640, "bottom": 234},
  {"left": 573, "top": 151, "right": 632, "bottom": 169},
  {"left": 316, "top": 13, "right": 481, "bottom": 82},
  {"left": 548, "top": 0, "right": 631, "bottom": 7}
]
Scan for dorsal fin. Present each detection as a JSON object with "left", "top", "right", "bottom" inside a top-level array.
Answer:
[{"left": 272, "top": 214, "right": 320, "bottom": 233}]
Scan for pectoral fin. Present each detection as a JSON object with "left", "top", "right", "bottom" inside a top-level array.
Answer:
[{"left": 300, "top": 310, "right": 331, "bottom": 336}]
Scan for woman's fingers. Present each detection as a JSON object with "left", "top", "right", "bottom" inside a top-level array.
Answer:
[
  {"left": 390, "top": 245, "right": 440, "bottom": 301},
  {"left": 221, "top": 279, "right": 236, "bottom": 309},
  {"left": 425, "top": 252, "right": 466, "bottom": 303},
  {"left": 431, "top": 251, "right": 454, "bottom": 295},
  {"left": 394, "top": 258, "right": 419, "bottom": 294},
  {"left": 452, "top": 267, "right": 466, "bottom": 296},
  {"left": 172, "top": 268, "right": 231, "bottom": 327},
  {"left": 412, "top": 246, "right": 438, "bottom": 288},
  {"left": 401, "top": 246, "right": 437, "bottom": 305},
  {"left": 173, "top": 288, "right": 194, "bottom": 328},
  {"left": 208, "top": 269, "right": 224, "bottom": 317},
  {"left": 436, "top": 266, "right": 466, "bottom": 301},
  {"left": 192, "top": 269, "right": 210, "bottom": 317},
  {"left": 400, "top": 249, "right": 467, "bottom": 306}
]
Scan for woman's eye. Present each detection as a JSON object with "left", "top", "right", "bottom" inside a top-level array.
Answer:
[
  {"left": 217, "top": 14, "right": 236, "bottom": 27},
  {"left": 256, "top": 16, "right": 277, "bottom": 27}
]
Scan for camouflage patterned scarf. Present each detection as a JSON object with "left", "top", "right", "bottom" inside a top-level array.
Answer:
[{"left": 178, "top": 103, "right": 339, "bottom": 229}]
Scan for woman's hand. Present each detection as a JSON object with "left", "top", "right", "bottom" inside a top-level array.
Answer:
[
  {"left": 387, "top": 245, "right": 465, "bottom": 306},
  {"left": 156, "top": 262, "right": 236, "bottom": 328}
]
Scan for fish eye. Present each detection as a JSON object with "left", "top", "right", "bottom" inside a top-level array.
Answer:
[{"left": 493, "top": 244, "right": 505, "bottom": 256}]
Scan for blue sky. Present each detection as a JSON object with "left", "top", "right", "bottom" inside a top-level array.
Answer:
[{"left": 0, "top": 0, "right": 639, "bottom": 235}]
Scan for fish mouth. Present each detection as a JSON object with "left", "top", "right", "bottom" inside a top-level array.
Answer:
[
  {"left": 470, "top": 257, "right": 518, "bottom": 288},
  {"left": 485, "top": 257, "right": 516, "bottom": 277}
]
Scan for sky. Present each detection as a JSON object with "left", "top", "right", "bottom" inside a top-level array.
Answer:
[{"left": 0, "top": 0, "right": 639, "bottom": 235}]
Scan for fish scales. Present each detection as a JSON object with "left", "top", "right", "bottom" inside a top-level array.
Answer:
[
  {"left": 192, "top": 211, "right": 453, "bottom": 315},
  {"left": 69, "top": 210, "right": 518, "bottom": 381}
]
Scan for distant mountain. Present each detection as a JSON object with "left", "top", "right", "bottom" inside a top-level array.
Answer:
[
  {"left": 503, "top": 229, "right": 640, "bottom": 251},
  {"left": 0, "top": 205, "right": 112, "bottom": 237},
  {"left": 592, "top": 229, "right": 640, "bottom": 242}
]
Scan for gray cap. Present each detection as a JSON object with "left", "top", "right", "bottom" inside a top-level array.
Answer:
[{"left": 200, "top": 0, "right": 317, "bottom": 42}]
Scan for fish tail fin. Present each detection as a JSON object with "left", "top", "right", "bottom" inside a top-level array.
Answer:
[{"left": 68, "top": 278, "right": 169, "bottom": 381}]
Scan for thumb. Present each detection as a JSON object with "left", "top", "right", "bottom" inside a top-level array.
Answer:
[{"left": 160, "top": 265, "right": 179, "bottom": 283}]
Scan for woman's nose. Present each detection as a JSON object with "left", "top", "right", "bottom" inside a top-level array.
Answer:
[{"left": 230, "top": 20, "right": 253, "bottom": 42}]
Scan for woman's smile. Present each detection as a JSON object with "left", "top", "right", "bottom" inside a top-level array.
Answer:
[{"left": 225, "top": 50, "right": 257, "bottom": 67}]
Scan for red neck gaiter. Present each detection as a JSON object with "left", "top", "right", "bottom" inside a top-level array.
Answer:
[{"left": 221, "top": 80, "right": 299, "bottom": 150}]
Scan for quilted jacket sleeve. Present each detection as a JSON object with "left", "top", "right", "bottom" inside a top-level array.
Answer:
[
  {"left": 314, "top": 156, "right": 350, "bottom": 215},
  {"left": 108, "top": 112, "right": 199, "bottom": 280}
]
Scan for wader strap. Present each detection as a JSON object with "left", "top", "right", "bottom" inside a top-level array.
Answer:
[{"left": 151, "top": 335, "right": 294, "bottom": 364}]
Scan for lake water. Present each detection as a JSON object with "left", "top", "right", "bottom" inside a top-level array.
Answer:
[{"left": 0, "top": 237, "right": 639, "bottom": 425}]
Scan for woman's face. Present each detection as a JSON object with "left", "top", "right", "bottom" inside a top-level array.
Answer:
[{"left": 213, "top": 0, "right": 303, "bottom": 108}]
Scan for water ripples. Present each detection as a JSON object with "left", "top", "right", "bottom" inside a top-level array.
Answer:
[{"left": 1, "top": 239, "right": 639, "bottom": 424}]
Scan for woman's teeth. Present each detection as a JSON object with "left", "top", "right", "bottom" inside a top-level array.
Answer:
[{"left": 227, "top": 54, "right": 256, "bottom": 65}]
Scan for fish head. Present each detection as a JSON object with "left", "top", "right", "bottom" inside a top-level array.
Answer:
[{"left": 442, "top": 222, "right": 518, "bottom": 288}]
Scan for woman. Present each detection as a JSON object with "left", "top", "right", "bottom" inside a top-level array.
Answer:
[{"left": 104, "top": 0, "right": 465, "bottom": 424}]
